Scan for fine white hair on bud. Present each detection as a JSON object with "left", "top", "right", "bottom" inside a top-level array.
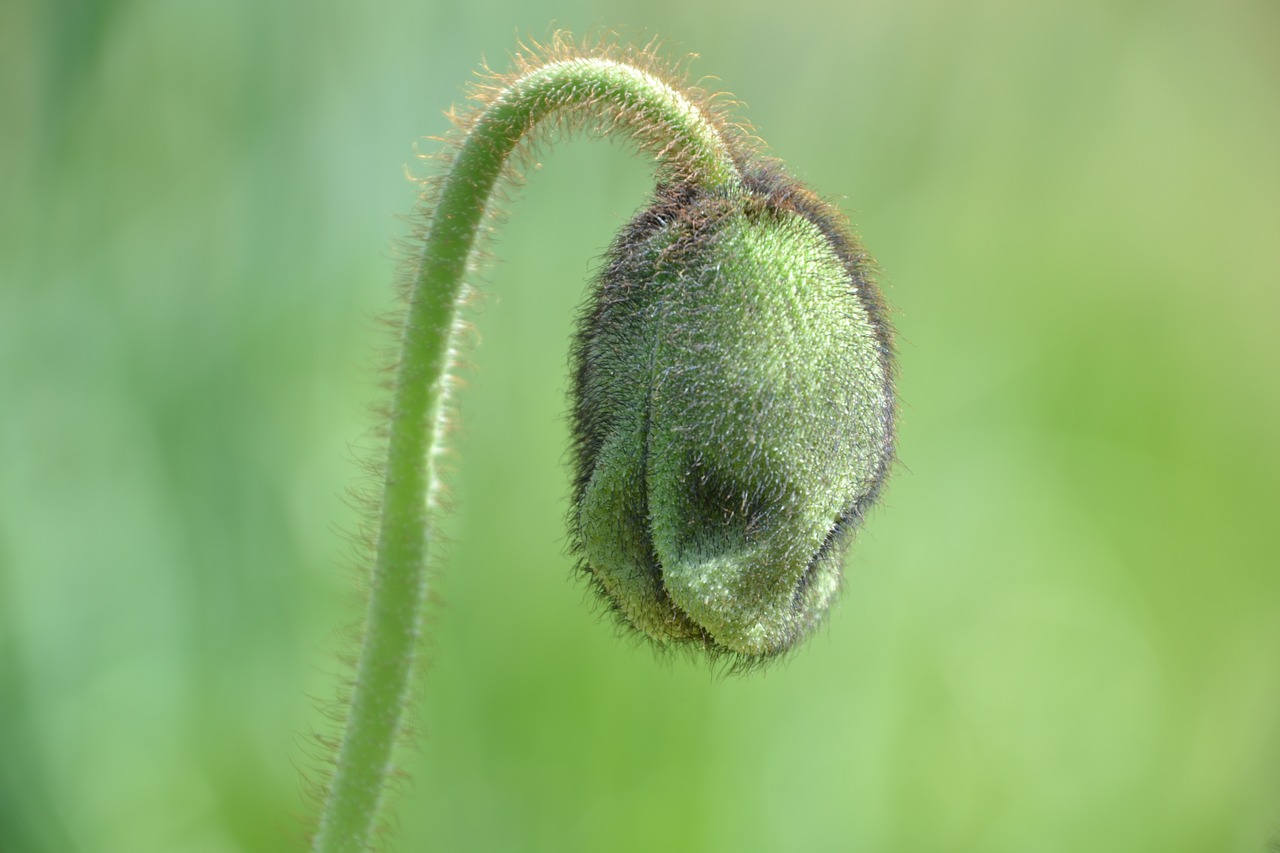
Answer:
[{"left": 570, "top": 165, "right": 895, "bottom": 661}]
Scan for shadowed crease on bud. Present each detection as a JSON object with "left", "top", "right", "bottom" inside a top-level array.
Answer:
[{"left": 569, "top": 163, "right": 896, "bottom": 662}]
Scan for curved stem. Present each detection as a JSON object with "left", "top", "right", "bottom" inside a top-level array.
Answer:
[{"left": 312, "top": 54, "right": 741, "bottom": 853}]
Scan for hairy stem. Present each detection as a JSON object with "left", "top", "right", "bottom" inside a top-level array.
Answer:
[{"left": 311, "top": 52, "right": 741, "bottom": 853}]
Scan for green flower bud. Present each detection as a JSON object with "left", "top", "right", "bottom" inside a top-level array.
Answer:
[{"left": 570, "top": 167, "right": 895, "bottom": 660}]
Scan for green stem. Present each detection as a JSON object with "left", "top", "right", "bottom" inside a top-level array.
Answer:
[{"left": 311, "top": 54, "right": 741, "bottom": 852}]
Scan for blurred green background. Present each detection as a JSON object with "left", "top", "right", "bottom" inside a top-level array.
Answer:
[{"left": 3, "top": 0, "right": 1278, "bottom": 850}]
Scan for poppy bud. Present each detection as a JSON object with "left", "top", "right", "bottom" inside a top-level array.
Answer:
[{"left": 570, "top": 167, "right": 895, "bottom": 659}]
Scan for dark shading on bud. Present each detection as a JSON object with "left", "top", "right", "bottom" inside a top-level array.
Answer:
[{"left": 570, "top": 166, "right": 895, "bottom": 659}]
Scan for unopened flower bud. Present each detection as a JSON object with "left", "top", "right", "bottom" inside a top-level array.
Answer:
[{"left": 570, "top": 167, "right": 895, "bottom": 659}]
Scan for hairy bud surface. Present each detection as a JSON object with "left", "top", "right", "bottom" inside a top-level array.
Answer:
[{"left": 570, "top": 168, "right": 896, "bottom": 659}]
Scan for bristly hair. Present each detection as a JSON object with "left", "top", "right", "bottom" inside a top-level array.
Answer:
[
  {"left": 460, "top": 30, "right": 756, "bottom": 179},
  {"left": 398, "top": 30, "right": 762, "bottom": 303}
]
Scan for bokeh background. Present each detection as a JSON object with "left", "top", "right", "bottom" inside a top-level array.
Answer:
[{"left": 3, "top": 0, "right": 1278, "bottom": 851}]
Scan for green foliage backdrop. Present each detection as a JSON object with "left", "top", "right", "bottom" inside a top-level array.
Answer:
[{"left": 2, "top": 0, "right": 1277, "bottom": 850}]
